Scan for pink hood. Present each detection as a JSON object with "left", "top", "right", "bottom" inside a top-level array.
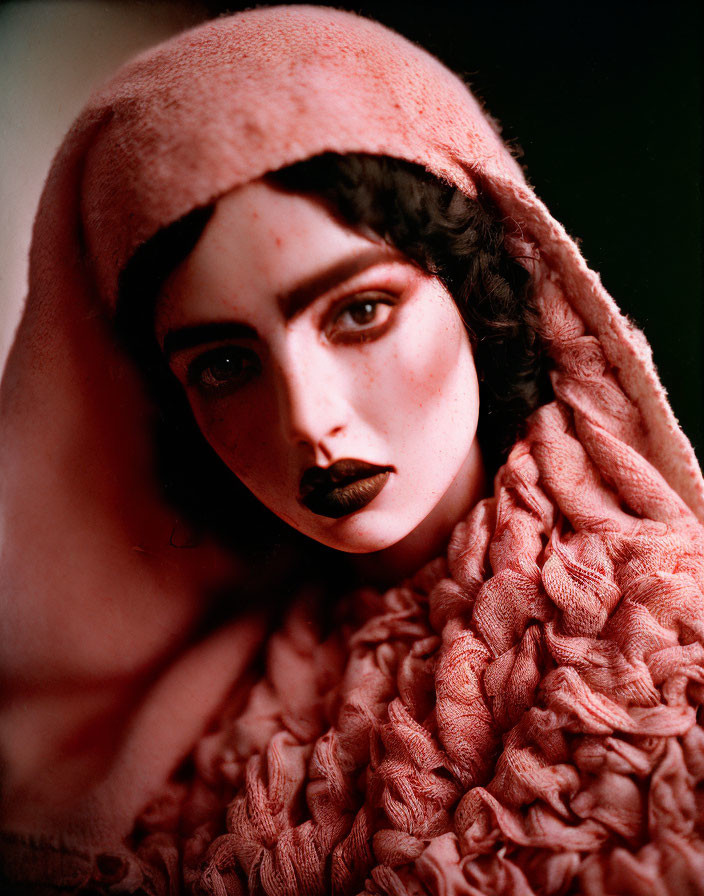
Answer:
[{"left": 1, "top": 6, "right": 703, "bottom": 894}]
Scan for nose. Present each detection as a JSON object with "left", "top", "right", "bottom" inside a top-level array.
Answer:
[{"left": 274, "top": 343, "right": 350, "bottom": 459}]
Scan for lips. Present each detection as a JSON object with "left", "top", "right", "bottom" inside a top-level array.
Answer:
[{"left": 299, "top": 458, "right": 392, "bottom": 519}]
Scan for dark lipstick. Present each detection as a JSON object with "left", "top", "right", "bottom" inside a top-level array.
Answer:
[{"left": 299, "top": 458, "right": 392, "bottom": 519}]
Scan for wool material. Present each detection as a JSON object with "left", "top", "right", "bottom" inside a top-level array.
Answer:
[{"left": 1, "top": 5, "right": 703, "bottom": 895}]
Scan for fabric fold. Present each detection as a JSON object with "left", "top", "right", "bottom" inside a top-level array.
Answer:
[{"left": 1, "top": 5, "right": 703, "bottom": 894}]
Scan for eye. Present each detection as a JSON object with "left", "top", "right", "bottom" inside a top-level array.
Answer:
[
  {"left": 325, "top": 293, "right": 396, "bottom": 343},
  {"left": 186, "top": 346, "right": 260, "bottom": 392}
]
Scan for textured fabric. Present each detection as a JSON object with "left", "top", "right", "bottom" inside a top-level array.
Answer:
[{"left": 1, "top": 5, "right": 703, "bottom": 895}]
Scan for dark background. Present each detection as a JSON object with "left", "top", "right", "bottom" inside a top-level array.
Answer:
[{"left": 194, "top": 0, "right": 703, "bottom": 461}]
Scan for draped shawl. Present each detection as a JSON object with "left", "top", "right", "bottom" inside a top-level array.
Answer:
[{"left": 1, "top": 5, "right": 703, "bottom": 895}]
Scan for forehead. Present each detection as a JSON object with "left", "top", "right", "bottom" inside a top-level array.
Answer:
[{"left": 154, "top": 180, "right": 389, "bottom": 331}]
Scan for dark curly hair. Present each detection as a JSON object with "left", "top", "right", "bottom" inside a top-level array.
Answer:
[
  {"left": 116, "top": 153, "right": 551, "bottom": 553},
  {"left": 268, "top": 154, "right": 549, "bottom": 464}
]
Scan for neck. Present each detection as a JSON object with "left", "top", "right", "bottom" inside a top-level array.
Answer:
[{"left": 354, "top": 440, "right": 488, "bottom": 587}]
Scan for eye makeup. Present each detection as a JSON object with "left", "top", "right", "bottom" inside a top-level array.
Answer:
[
  {"left": 186, "top": 345, "right": 261, "bottom": 392},
  {"left": 163, "top": 321, "right": 257, "bottom": 359},
  {"left": 276, "top": 247, "right": 405, "bottom": 321},
  {"left": 323, "top": 291, "right": 398, "bottom": 344},
  {"left": 164, "top": 259, "right": 419, "bottom": 396},
  {"left": 181, "top": 290, "right": 399, "bottom": 394}
]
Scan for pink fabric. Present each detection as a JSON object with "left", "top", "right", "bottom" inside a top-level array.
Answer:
[{"left": 1, "top": 5, "right": 703, "bottom": 894}]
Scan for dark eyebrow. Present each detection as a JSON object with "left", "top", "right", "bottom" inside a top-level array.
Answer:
[
  {"left": 163, "top": 247, "right": 400, "bottom": 359},
  {"left": 163, "top": 321, "right": 256, "bottom": 359},
  {"left": 278, "top": 247, "right": 400, "bottom": 320}
]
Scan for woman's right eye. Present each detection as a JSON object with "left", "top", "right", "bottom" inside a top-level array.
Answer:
[{"left": 186, "top": 346, "right": 260, "bottom": 392}]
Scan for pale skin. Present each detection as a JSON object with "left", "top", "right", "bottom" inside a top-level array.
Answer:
[
  {"left": 155, "top": 180, "right": 487, "bottom": 582},
  {"left": 1, "top": 179, "right": 489, "bottom": 822}
]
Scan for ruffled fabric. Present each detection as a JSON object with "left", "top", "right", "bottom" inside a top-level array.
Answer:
[
  {"left": 2, "top": 7, "right": 703, "bottom": 894},
  {"left": 68, "top": 275, "right": 703, "bottom": 896}
]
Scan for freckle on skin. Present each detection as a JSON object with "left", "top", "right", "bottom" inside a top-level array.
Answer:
[{"left": 165, "top": 183, "right": 481, "bottom": 557}]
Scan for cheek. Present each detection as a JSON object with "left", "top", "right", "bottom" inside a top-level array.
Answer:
[
  {"left": 365, "top": 301, "right": 476, "bottom": 438},
  {"left": 189, "top": 393, "right": 281, "bottom": 484},
  {"left": 189, "top": 395, "right": 308, "bottom": 530}
]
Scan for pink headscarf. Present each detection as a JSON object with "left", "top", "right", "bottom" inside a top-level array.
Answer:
[{"left": 1, "top": 6, "right": 703, "bottom": 894}]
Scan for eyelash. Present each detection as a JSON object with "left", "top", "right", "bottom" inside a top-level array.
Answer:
[
  {"left": 324, "top": 292, "right": 397, "bottom": 343},
  {"left": 186, "top": 346, "right": 260, "bottom": 392},
  {"left": 185, "top": 292, "right": 399, "bottom": 394}
]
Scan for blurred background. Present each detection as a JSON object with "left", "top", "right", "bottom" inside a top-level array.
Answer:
[{"left": 1, "top": 0, "right": 701, "bottom": 458}]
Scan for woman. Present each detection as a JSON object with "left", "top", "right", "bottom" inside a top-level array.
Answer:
[
  {"left": 117, "top": 152, "right": 541, "bottom": 580},
  {"left": 1, "top": 5, "right": 703, "bottom": 895}
]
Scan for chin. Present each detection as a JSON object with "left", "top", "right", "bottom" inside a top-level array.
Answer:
[{"left": 306, "top": 507, "right": 416, "bottom": 555}]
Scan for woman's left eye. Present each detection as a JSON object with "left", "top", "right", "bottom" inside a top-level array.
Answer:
[{"left": 326, "top": 293, "right": 395, "bottom": 342}]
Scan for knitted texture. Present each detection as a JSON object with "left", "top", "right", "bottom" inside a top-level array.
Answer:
[
  {"left": 1, "top": 5, "right": 703, "bottom": 895},
  {"left": 98, "top": 274, "right": 701, "bottom": 896}
]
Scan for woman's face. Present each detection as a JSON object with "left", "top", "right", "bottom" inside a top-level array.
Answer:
[{"left": 154, "top": 179, "right": 482, "bottom": 554}]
